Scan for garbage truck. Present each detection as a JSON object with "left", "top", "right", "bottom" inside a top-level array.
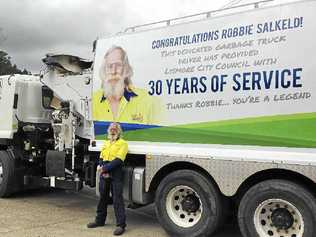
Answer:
[{"left": 1, "top": 0, "right": 316, "bottom": 236}]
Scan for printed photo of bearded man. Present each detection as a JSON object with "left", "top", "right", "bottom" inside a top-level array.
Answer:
[{"left": 93, "top": 46, "right": 161, "bottom": 125}]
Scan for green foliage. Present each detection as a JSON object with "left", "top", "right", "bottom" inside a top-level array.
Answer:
[{"left": 0, "top": 50, "right": 30, "bottom": 75}]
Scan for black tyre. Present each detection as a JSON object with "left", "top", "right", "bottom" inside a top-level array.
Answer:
[
  {"left": 155, "top": 169, "right": 224, "bottom": 237},
  {"left": 0, "top": 150, "right": 16, "bottom": 197},
  {"left": 238, "top": 179, "right": 316, "bottom": 237}
]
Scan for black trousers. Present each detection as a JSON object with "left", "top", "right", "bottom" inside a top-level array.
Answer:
[{"left": 95, "top": 167, "right": 126, "bottom": 228}]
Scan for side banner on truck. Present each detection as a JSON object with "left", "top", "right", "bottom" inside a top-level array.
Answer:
[{"left": 93, "top": 1, "right": 316, "bottom": 148}]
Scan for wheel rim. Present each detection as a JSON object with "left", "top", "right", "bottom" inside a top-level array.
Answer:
[
  {"left": 166, "top": 185, "right": 203, "bottom": 228},
  {"left": 254, "top": 199, "right": 304, "bottom": 237},
  {"left": 0, "top": 160, "right": 3, "bottom": 185}
]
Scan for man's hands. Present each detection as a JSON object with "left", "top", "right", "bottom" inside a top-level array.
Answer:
[
  {"left": 97, "top": 165, "right": 103, "bottom": 173},
  {"left": 98, "top": 158, "right": 123, "bottom": 178},
  {"left": 97, "top": 165, "right": 109, "bottom": 178}
]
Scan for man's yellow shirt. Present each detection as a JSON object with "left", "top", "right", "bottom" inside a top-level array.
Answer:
[
  {"left": 93, "top": 87, "right": 161, "bottom": 125},
  {"left": 100, "top": 138, "right": 128, "bottom": 162}
]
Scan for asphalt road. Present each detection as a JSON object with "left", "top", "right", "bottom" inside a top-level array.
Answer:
[{"left": 0, "top": 187, "right": 242, "bottom": 237}]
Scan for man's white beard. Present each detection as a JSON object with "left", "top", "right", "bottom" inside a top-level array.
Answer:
[
  {"left": 103, "top": 75, "right": 125, "bottom": 100},
  {"left": 108, "top": 133, "right": 119, "bottom": 141}
]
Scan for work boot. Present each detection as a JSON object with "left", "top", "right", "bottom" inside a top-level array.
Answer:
[
  {"left": 86, "top": 221, "right": 105, "bottom": 228},
  {"left": 113, "top": 226, "right": 125, "bottom": 235}
]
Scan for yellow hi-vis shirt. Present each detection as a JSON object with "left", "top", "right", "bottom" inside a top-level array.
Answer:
[
  {"left": 100, "top": 138, "right": 128, "bottom": 162},
  {"left": 92, "top": 87, "right": 161, "bottom": 125}
]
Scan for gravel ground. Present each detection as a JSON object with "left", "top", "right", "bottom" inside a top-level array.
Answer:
[{"left": 0, "top": 187, "right": 241, "bottom": 237}]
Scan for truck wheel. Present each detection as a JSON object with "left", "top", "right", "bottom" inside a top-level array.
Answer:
[
  {"left": 155, "top": 169, "right": 224, "bottom": 237},
  {"left": 0, "top": 151, "right": 15, "bottom": 197},
  {"left": 238, "top": 179, "right": 316, "bottom": 237}
]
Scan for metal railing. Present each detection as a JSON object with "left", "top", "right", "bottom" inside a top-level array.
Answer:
[{"left": 123, "top": 0, "right": 274, "bottom": 33}]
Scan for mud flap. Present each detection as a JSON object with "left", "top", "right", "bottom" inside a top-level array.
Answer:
[{"left": 46, "top": 150, "right": 65, "bottom": 177}]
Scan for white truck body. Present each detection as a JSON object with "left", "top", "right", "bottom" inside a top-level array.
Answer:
[
  {"left": 92, "top": 0, "right": 316, "bottom": 150},
  {"left": 89, "top": 0, "right": 316, "bottom": 197}
]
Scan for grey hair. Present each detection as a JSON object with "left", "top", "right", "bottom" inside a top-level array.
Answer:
[
  {"left": 99, "top": 46, "right": 134, "bottom": 90},
  {"left": 107, "top": 122, "right": 123, "bottom": 139}
]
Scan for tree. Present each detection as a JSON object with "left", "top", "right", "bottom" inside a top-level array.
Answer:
[{"left": 0, "top": 50, "right": 30, "bottom": 75}]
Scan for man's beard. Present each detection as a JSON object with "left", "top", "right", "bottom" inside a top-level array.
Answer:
[
  {"left": 108, "top": 133, "right": 119, "bottom": 141},
  {"left": 103, "top": 74, "right": 125, "bottom": 100}
]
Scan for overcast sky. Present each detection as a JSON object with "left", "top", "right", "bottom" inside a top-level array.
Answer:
[{"left": 0, "top": 0, "right": 254, "bottom": 72}]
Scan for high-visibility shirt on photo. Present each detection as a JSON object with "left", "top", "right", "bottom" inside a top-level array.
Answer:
[{"left": 92, "top": 87, "right": 162, "bottom": 125}]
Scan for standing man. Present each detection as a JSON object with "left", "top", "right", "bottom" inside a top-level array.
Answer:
[
  {"left": 92, "top": 46, "right": 161, "bottom": 125},
  {"left": 87, "top": 122, "right": 128, "bottom": 236}
]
